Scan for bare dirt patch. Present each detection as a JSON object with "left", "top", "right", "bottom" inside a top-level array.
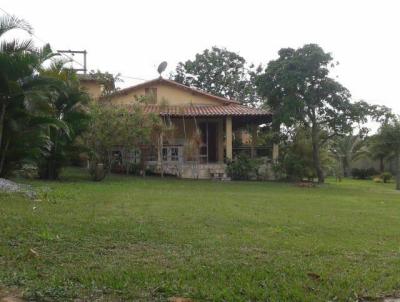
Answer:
[{"left": 0, "top": 287, "right": 24, "bottom": 302}]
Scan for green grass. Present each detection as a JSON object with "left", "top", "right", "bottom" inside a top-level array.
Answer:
[{"left": 1, "top": 168, "right": 400, "bottom": 301}]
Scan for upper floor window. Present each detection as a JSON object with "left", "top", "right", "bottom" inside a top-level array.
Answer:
[{"left": 145, "top": 87, "right": 157, "bottom": 104}]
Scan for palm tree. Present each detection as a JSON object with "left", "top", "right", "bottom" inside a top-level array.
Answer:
[
  {"left": 37, "top": 60, "right": 90, "bottom": 179},
  {"left": 376, "top": 118, "right": 400, "bottom": 190},
  {"left": 0, "top": 14, "right": 64, "bottom": 176},
  {"left": 367, "top": 134, "right": 391, "bottom": 173},
  {"left": 330, "top": 135, "right": 367, "bottom": 177}
]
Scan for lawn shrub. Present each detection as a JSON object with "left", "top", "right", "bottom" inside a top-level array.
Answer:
[
  {"left": 226, "top": 154, "right": 257, "bottom": 180},
  {"left": 351, "top": 167, "right": 377, "bottom": 179},
  {"left": 380, "top": 172, "right": 392, "bottom": 183},
  {"left": 17, "top": 164, "right": 39, "bottom": 179},
  {"left": 111, "top": 162, "right": 142, "bottom": 176},
  {"left": 282, "top": 152, "right": 316, "bottom": 181},
  {"left": 373, "top": 177, "right": 383, "bottom": 183}
]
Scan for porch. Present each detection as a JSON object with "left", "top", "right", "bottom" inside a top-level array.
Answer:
[
  {"left": 112, "top": 105, "right": 275, "bottom": 179},
  {"left": 146, "top": 113, "right": 275, "bottom": 179}
]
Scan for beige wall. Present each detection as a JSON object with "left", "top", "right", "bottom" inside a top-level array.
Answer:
[
  {"left": 106, "top": 82, "right": 229, "bottom": 163},
  {"left": 110, "top": 83, "right": 222, "bottom": 106},
  {"left": 80, "top": 81, "right": 103, "bottom": 100}
]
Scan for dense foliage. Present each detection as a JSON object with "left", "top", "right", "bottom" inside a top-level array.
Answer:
[
  {"left": 83, "top": 104, "right": 160, "bottom": 179},
  {"left": 172, "top": 46, "right": 262, "bottom": 106},
  {"left": 351, "top": 167, "right": 377, "bottom": 179},
  {"left": 256, "top": 44, "right": 372, "bottom": 183},
  {"left": 0, "top": 15, "right": 71, "bottom": 177},
  {"left": 276, "top": 127, "right": 332, "bottom": 181},
  {"left": 37, "top": 61, "right": 90, "bottom": 179},
  {"left": 380, "top": 172, "right": 392, "bottom": 183},
  {"left": 330, "top": 135, "right": 367, "bottom": 177},
  {"left": 373, "top": 117, "right": 400, "bottom": 189},
  {"left": 226, "top": 154, "right": 257, "bottom": 180}
]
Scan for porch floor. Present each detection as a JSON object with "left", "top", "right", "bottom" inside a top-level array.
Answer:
[{"left": 148, "top": 162, "right": 227, "bottom": 179}]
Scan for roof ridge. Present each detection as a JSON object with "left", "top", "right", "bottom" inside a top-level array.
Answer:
[
  {"left": 121, "top": 103, "right": 271, "bottom": 118},
  {"left": 110, "top": 78, "right": 239, "bottom": 104}
]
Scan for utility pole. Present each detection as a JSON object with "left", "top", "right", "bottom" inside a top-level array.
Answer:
[{"left": 57, "top": 50, "right": 87, "bottom": 74}]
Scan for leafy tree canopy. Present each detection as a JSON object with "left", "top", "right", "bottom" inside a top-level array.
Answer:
[
  {"left": 256, "top": 44, "right": 376, "bottom": 183},
  {"left": 83, "top": 103, "right": 160, "bottom": 179},
  {"left": 172, "top": 46, "right": 262, "bottom": 106}
]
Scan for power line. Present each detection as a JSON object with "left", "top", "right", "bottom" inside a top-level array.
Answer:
[
  {"left": 0, "top": 6, "right": 85, "bottom": 68},
  {"left": 119, "top": 75, "right": 147, "bottom": 81}
]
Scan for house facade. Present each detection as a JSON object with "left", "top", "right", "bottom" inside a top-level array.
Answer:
[{"left": 81, "top": 77, "right": 276, "bottom": 179}]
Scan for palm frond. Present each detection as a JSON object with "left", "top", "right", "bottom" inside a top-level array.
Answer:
[
  {"left": 0, "top": 52, "right": 39, "bottom": 81},
  {"left": 0, "top": 38, "right": 35, "bottom": 53},
  {"left": 37, "top": 43, "right": 57, "bottom": 64},
  {"left": 0, "top": 14, "right": 33, "bottom": 37}
]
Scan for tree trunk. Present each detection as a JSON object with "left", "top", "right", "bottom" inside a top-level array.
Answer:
[
  {"left": 311, "top": 126, "right": 324, "bottom": 183},
  {"left": 124, "top": 149, "right": 130, "bottom": 176},
  {"left": 42, "top": 144, "right": 59, "bottom": 180},
  {"left": 139, "top": 146, "right": 147, "bottom": 177},
  {"left": 0, "top": 138, "right": 10, "bottom": 177},
  {"left": 342, "top": 159, "right": 349, "bottom": 177},
  {"left": 0, "top": 101, "right": 6, "bottom": 143},
  {"left": 396, "top": 154, "right": 400, "bottom": 191},
  {"left": 379, "top": 156, "right": 385, "bottom": 173},
  {"left": 43, "top": 130, "right": 60, "bottom": 180},
  {"left": 0, "top": 102, "right": 7, "bottom": 175},
  {"left": 107, "top": 150, "right": 113, "bottom": 173},
  {"left": 158, "top": 134, "right": 164, "bottom": 178},
  {"left": 49, "top": 159, "right": 57, "bottom": 180}
]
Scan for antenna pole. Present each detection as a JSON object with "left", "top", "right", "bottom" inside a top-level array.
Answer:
[
  {"left": 157, "top": 61, "right": 168, "bottom": 78},
  {"left": 83, "top": 50, "right": 87, "bottom": 74},
  {"left": 57, "top": 49, "right": 87, "bottom": 73}
]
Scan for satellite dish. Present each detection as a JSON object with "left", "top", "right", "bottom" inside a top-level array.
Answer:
[{"left": 157, "top": 61, "right": 168, "bottom": 78}]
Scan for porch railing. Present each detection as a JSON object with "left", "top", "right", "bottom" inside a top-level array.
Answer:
[
  {"left": 112, "top": 145, "right": 272, "bottom": 168},
  {"left": 232, "top": 146, "right": 272, "bottom": 159}
]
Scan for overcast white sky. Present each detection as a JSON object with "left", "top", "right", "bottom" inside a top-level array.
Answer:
[{"left": 2, "top": 0, "right": 400, "bottom": 115}]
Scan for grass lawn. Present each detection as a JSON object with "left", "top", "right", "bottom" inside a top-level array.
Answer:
[{"left": 1, "top": 168, "right": 400, "bottom": 301}]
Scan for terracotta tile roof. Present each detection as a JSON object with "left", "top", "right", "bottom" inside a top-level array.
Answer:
[
  {"left": 111, "top": 78, "right": 240, "bottom": 104},
  {"left": 140, "top": 104, "right": 271, "bottom": 117}
]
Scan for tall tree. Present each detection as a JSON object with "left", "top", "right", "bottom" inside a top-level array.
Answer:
[
  {"left": 0, "top": 14, "right": 65, "bottom": 176},
  {"left": 256, "top": 44, "right": 368, "bottom": 183},
  {"left": 172, "top": 46, "right": 262, "bottom": 106}
]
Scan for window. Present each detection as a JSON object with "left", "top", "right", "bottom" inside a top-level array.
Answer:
[
  {"left": 145, "top": 87, "right": 157, "bottom": 104},
  {"left": 171, "top": 147, "right": 179, "bottom": 161},
  {"left": 146, "top": 146, "right": 157, "bottom": 162},
  {"left": 162, "top": 147, "right": 168, "bottom": 161},
  {"left": 132, "top": 149, "right": 141, "bottom": 164}
]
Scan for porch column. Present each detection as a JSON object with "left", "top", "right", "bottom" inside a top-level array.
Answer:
[
  {"left": 272, "top": 143, "right": 279, "bottom": 162},
  {"left": 250, "top": 124, "right": 257, "bottom": 158},
  {"left": 217, "top": 120, "right": 224, "bottom": 162},
  {"left": 157, "top": 133, "right": 164, "bottom": 177},
  {"left": 226, "top": 116, "right": 233, "bottom": 160}
]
